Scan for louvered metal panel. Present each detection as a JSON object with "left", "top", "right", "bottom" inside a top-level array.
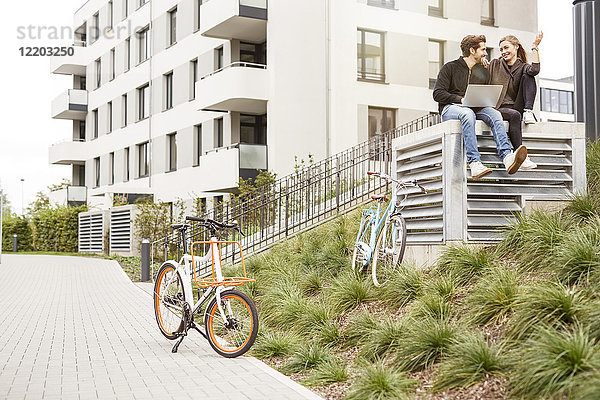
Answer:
[
  {"left": 78, "top": 211, "right": 105, "bottom": 253},
  {"left": 110, "top": 208, "right": 132, "bottom": 252}
]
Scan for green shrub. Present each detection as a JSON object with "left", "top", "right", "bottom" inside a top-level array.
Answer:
[
  {"left": 329, "top": 272, "right": 376, "bottom": 312},
  {"left": 565, "top": 187, "right": 600, "bottom": 223},
  {"left": 435, "top": 244, "right": 496, "bottom": 284},
  {"left": 31, "top": 205, "right": 86, "bottom": 252},
  {"left": 304, "top": 358, "right": 348, "bottom": 386},
  {"left": 379, "top": 264, "right": 424, "bottom": 307},
  {"left": 586, "top": 139, "right": 600, "bottom": 186},
  {"left": 252, "top": 330, "right": 299, "bottom": 358},
  {"left": 434, "top": 333, "right": 507, "bottom": 391},
  {"left": 508, "top": 281, "right": 588, "bottom": 340},
  {"left": 345, "top": 360, "right": 415, "bottom": 400},
  {"left": 280, "top": 343, "right": 334, "bottom": 374},
  {"left": 510, "top": 324, "right": 599, "bottom": 399},
  {"left": 395, "top": 317, "right": 459, "bottom": 372},
  {"left": 467, "top": 267, "right": 520, "bottom": 325},
  {"left": 1, "top": 215, "right": 32, "bottom": 251},
  {"left": 360, "top": 318, "right": 404, "bottom": 360},
  {"left": 553, "top": 218, "right": 600, "bottom": 285}
]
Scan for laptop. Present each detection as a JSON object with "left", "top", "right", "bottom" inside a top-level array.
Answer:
[{"left": 461, "top": 84, "right": 503, "bottom": 107}]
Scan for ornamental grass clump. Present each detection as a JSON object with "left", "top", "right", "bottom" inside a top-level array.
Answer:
[
  {"left": 467, "top": 266, "right": 521, "bottom": 325},
  {"left": 261, "top": 281, "right": 309, "bottom": 330},
  {"left": 565, "top": 187, "right": 600, "bottom": 223},
  {"left": 411, "top": 293, "right": 453, "bottom": 320},
  {"left": 395, "top": 316, "right": 459, "bottom": 372},
  {"left": 379, "top": 264, "right": 424, "bottom": 307},
  {"left": 434, "top": 332, "right": 507, "bottom": 391},
  {"left": 342, "top": 309, "right": 381, "bottom": 348},
  {"left": 509, "top": 324, "right": 599, "bottom": 399},
  {"left": 435, "top": 244, "right": 496, "bottom": 285},
  {"left": 508, "top": 280, "right": 588, "bottom": 340},
  {"left": 280, "top": 343, "right": 334, "bottom": 374},
  {"left": 304, "top": 358, "right": 348, "bottom": 386},
  {"left": 424, "top": 272, "right": 461, "bottom": 300},
  {"left": 553, "top": 217, "right": 600, "bottom": 285},
  {"left": 329, "top": 272, "right": 376, "bottom": 312},
  {"left": 252, "top": 330, "right": 300, "bottom": 358},
  {"left": 345, "top": 360, "right": 415, "bottom": 400},
  {"left": 359, "top": 318, "right": 404, "bottom": 360}
]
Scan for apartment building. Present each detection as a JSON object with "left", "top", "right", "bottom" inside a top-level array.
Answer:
[
  {"left": 49, "top": 0, "right": 539, "bottom": 211},
  {"left": 539, "top": 76, "right": 575, "bottom": 123}
]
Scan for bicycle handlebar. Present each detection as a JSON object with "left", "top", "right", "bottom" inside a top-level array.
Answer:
[
  {"left": 185, "top": 216, "right": 243, "bottom": 235},
  {"left": 366, "top": 171, "right": 428, "bottom": 194}
]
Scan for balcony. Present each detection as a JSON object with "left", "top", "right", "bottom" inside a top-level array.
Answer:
[
  {"left": 202, "top": 143, "right": 268, "bottom": 191},
  {"left": 51, "top": 89, "right": 88, "bottom": 120},
  {"left": 49, "top": 186, "right": 87, "bottom": 207},
  {"left": 196, "top": 63, "right": 268, "bottom": 114},
  {"left": 200, "top": 0, "right": 267, "bottom": 42},
  {"left": 49, "top": 139, "right": 87, "bottom": 165},
  {"left": 50, "top": 45, "right": 88, "bottom": 75}
]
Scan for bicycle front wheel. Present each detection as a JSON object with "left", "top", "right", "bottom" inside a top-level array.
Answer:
[
  {"left": 352, "top": 215, "right": 373, "bottom": 274},
  {"left": 205, "top": 290, "right": 259, "bottom": 358},
  {"left": 372, "top": 215, "right": 407, "bottom": 286},
  {"left": 154, "top": 263, "right": 185, "bottom": 340}
]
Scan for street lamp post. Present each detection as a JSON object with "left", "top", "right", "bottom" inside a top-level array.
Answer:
[{"left": 20, "top": 178, "right": 24, "bottom": 215}]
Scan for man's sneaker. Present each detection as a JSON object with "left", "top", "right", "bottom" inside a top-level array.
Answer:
[
  {"left": 521, "top": 156, "right": 537, "bottom": 170},
  {"left": 523, "top": 109, "right": 537, "bottom": 124},
  {"left": 469, "top": 161, "right": 493, "bottom": 179},
  {"left": 503, "top": 145, "right": 528, "bottom": 174}
]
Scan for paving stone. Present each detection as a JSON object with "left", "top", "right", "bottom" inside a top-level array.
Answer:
[{"left": 0, "top": 255, "right": 323, "bottom": 400}]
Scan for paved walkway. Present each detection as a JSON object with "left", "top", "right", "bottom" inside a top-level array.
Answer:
[{"left": 0, "top": 255, "right": 322, "bottom": 400}]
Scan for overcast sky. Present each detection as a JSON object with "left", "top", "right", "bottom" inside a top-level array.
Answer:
[{"left": 0, "top": 0, "right": 575, "bottom": 214}]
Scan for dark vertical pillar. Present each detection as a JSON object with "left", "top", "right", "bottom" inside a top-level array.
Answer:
[
  {"left": 141, "top": 237, "right": 150, "bottom": 281},
  {"left": 13, "top": 234, "right": 17, "bottom": 252},
  {"left": 573, "top": 0, "right": 600, "bottom": 142}
]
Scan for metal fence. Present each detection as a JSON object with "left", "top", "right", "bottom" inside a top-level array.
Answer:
[{"left": 153, "top": 113, "right": 441, "bottom": 275}]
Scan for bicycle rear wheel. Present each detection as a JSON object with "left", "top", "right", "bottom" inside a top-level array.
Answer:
[
  {"left": 352, "top": 215, "right": 373, "bottom": 274},
  {"left": 205, "top": 290, "right": 259, "bottom": 358},
  {"left": 154, "top": 263, "right": 185, "bottom": 340},
  {"left": 372, "top": 215, "right": 407, "bottom": 286}
]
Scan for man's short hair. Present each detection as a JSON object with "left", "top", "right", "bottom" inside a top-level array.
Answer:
[{"left": 460, "top": 35, "right": 486, "bottom": 57}]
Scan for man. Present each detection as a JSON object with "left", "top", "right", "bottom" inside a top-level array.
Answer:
[{"left": 433, "top": 35, "right": 527, "bottom": 179}]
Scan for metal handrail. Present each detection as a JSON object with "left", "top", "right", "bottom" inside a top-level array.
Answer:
[
  {"left": 152, "top": 113, "right": 441, "bottom": 273},
  {"left": 199, "top": 62, "right": 267, "bottom": 81}
]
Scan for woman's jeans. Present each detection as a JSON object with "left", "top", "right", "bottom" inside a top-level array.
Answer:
[{"left": 441, "top": 104, "right": 512, "bottom": 164}]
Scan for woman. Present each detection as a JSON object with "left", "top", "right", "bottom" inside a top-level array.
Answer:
[{"left": 488, "top": 32, "right": 543, "bottom": 170}]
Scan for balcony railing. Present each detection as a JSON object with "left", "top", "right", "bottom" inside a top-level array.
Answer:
[
  {"left": 48, "top": 139, "right": 87, "bottom": 165},
  {"left": 51, "top": 89, "right": 88, "bottom": 120},
  {"left": 49, "top": 186, "right": 87, "bottom": 206},
  {"left": 200, "top": 0, "right": 267, "bottom": 42},
  {"left": 50, "top": 45, "right": 87, "bottom": 75}
]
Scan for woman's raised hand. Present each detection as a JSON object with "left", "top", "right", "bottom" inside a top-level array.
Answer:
[{"left": 533, "top": 31, "right": 544, "bottom": 48}]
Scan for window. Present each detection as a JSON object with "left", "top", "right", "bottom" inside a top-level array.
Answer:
[
  {"left": 240, "top": 42, "right": 266, "bottom": 64},
  {"left": 124, "top": 147, "right": 130, "bottom": 181},
  {"left": 368, "top": 107, "right": 396, "bottom": 138},
  {"left": 95, "top": 58, "right": 101, "bottom": 88},
  {"left": 107, "top": 101, "right": 113, "bottom": 133},
  {"left": 367, "top": 0, "right": 395, "bottom": 9},
  {"left": 122, "top": 94, "right": 128, "bottom": 127},
  {"left": 108, "top": 1, "right": 113, "bottom": 29},
  {"left": 357, "top": 29, "right": 385, "bottom": 82},
  {"left": 79, "top": 76, "right": 87, "bottom": 90},
  {"left": 541, "top": 88, "right": 574, "bottom": 114},
  {"left": 123, "top": 0, "right": 128, "bottom": 19},
  {"left": 109, "top": 152, "right": 115, "bottom": 185},
  {"left": 91, "top": 13, "right": 99, "bottom": 42},
  {"left": 191, "top": 59, "right": 198, "bottom": 99},
  {"left": 215, "top": 118, "right": 223, "bottom": 148},
  {"left": 168, "top": 133, "right": 177, "bottom": 171},
  {"left": 110, "top": 48, "right": 115, "bottom": 80},
  {"left": 428, "top": 40, "right": 444, "bottom": 89},
  {"left": 94, "top": 157, "right": 100, "bottom": 187},
  {"left": 168, "top": 8, "right": 177, "bottom": 46},
  {"left": 125, "top": 38, "right": 131, "bottom": 71},
  {"left": 195, "top": 0, "right": 202, "bottom": 31},
  {"left": 428, "top": 0, "right": 443, "bottom": 17},
  {"left": 138, "top": 142, "right": 149, "bottom": 178},
  {"left": 77, "top": 165, "right": 86, "bottom": 186},
  {"left": 164, "top": 72, "right": 173, "bottom": 110},
  {"left": 481, "top": 0, "right": 495, "bottom": 26},
  {"left": 216, "top": 46, "right": 224, "bottom": 70},
  {"left": 240, "top": 114, "right": 267, "bottom": 144},
  {"left": 137, "top": 84, "right": 150, "bottom": 120},
  {"left": 138, "top": 27, "right": 150, "bottom": 63},
  {"left": 194, "top": 124, "right": 202, "bottom": 166},
  {"left": 78, "top": 120, "right": 86, "bottom": 141},
  {"left": 93, "top": 109, "right": 99, "bottom": 138}
]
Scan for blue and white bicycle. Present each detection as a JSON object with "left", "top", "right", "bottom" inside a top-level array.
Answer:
[{"left": 352, "top": 171, "right": 426, "bottom": 286}]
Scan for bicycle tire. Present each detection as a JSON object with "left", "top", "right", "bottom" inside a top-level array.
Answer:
[
  {"left": 352, "top": 215, "right": 373, "bottom": 274},
  {"left": 154, "top": 263, "right": 185, "bottom": 340},
  {"left": 204, "top": 290, "right": 259, "bottom": 358},
  {"left": 371, "top": 215, "right": 407, "bottom": 286}
]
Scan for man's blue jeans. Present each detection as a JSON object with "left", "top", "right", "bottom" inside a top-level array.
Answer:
[{"left": 441, "top": 104, "right": 512, "bottom": 163}]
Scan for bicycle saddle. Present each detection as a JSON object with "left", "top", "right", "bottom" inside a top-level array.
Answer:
[{"left": 371, "top": 194, "right": 389, "bottom": 202}]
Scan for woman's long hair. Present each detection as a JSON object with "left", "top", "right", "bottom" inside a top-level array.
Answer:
[{"left": 499, "top": 35, "right": 528, "bottom": 64}]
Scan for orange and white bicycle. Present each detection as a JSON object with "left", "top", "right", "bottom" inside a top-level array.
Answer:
[{"left": 153, "top": 216, "right": 258, "bottom": 358}]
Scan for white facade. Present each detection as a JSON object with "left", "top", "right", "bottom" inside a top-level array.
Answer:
[
  {"left": 539, "top": 76, "right": 575, "bottom": 123},
  {"left": 50, "top": 0, "right": 539, "bottom": 210}
]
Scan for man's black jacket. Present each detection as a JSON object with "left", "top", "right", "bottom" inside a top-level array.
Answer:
[{"left": 432, "top": 57, "right": 488, "bottom": 113}]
